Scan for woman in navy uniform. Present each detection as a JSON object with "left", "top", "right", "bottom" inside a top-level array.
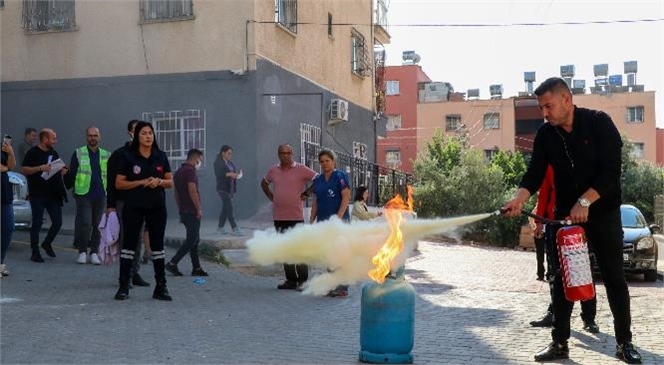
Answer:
[{"left": 114, "top": 121, "right": 173, "bottom": 301}]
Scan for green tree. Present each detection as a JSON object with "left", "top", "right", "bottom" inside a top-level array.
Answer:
[{"left": 490, "top": 149, "right": 528, "bottom": 188}]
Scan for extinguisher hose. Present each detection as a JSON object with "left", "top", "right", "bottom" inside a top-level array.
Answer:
[{"left": 495, "top": 208, "right": 572, "bottom": 226}]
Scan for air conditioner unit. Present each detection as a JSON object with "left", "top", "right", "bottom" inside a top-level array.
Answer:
[{"left": 329, "top": 99, "right": 349, "bottom": 124}]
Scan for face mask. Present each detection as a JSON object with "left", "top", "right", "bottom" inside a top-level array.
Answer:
[{"left": 195, "top": 160, "right": 202, "bottom": 170}]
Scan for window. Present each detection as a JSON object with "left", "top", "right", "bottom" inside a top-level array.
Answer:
[
  {"left": 275, "top": 0, "right": 297, "bottom": 33},
  {"left": 627, "top": 106, "right": 644, "bottom": 123},
  {"left": 445, "top": 115, "right": 461, "bottom": 131},
  {"left": 327, "top": 13, "right": 332, "bottom": 36},
  {"left": 484, "top": 149, "right": 498, "bottom": 161},
  {"left": 483, "top": 113, "right": 500, "bottom": 129},
  {"left": 630, "top": 142, "right": 644, "bottom": 158},
  {"left": 22, "top": 0, "right": 76, "bottom": 32},
  {"left": 300, "top": 123, "right": 321, "bottom": 165},
  {"left": 353, "top": 142, "right": 368, "bottom": 160},
  {"left": 140, "top": 0, "right": 193, "bottom": 22},
  {"left": 386, "top": 150, "right": 401, "bottom": 166},
  {"left": 386, "top": 81, "right": 399, "bottom": 95},
  {"left": 142, "top": 109, "right": 206, "bottom": 168},
  {"left": 374, "top": 0, "right": 388, "bottom": 30},
  {"left": 386, "top": 115, "right": 402, "bottom": 131},
  {"left": 351, "top": 28, "right": 369, "bottom": 76}
]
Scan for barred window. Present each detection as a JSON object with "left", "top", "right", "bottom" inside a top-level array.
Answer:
[
  {"left": 275, "top": 0, "right": 297, "bottom": 33},
  {"left": 140, "top": 0, "right": 193, "bottom": 22},
  {"left": 483, "top": 113, "right": 500, "bottom": 130},
  {"left": 386, "top": 115, "right": 402, "bottom": 131},
  {"left": 445, "top": 115, "right": 461, "bottom": 131},
  {"left": 351, "top": 28, "right": 369, "bottom": 76},
  {"left": 22, "top": 0, "right": 76, "bottom": 32},
  {"left": 386, "top": 150, "right": 401, "bottom": 166},
  {"left": 142, "top": 109, "right": 206, "bottom": 168},
  {"left": 353, "top": 141, "right": 368, "bottom": 161}
]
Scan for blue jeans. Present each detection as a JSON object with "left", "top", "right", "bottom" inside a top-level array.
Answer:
[
  {"left": 1, "top": 203, "right": 14, "bottom": 263},
  {"left": 29, "top": 196, "right": 63, "bottom": 252}
]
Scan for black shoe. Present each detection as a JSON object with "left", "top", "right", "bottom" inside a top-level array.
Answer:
[
  {"left": 616, "top": 342, "right": 642, "bottom": 364},
  {"left": 536, "top": 276, "right": 545, "bottom": 281},
  {"left": 529, "top": 312, "right": 553, "bottom": 327},
  {"left": 583, "top": 320, "right": 600, "bottom": 334},
  {"left": 30, "top": 252, "right": 45, "bottom": 263},
  {"left": 153, "top": 282, "right": 172, "bottom": 301},
  {"left": 41, "top": 243, "right": 56, "bottom": 258},
  {"left": 191, "top": 268, "right": 209, "bottom": 277},
  {"left": 277, "top": 280, "right": 297, "bottom": 290},
  {"left": 114, "top": 285, "right": 130, "bottom": 300},
  {"left": 534, "top": 342, "right": 569, "bottom": 361},
  {"left": 165, "top": 262, "right": 183, "bottom": 276},
  {"left": 132, "top": 274, "right": 151, "bottom": 287}
]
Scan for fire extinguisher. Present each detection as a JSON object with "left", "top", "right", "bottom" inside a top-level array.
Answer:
[{"left": 501, "top": 209, "right": 595, "bottom": 302}]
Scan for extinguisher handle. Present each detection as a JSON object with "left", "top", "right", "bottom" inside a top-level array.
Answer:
[{"left": 519, "top": 209, "right": 573, "bottom": 226}]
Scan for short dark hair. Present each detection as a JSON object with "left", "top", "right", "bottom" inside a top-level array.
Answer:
[
  {"left": 187, "top": 148, "right": 203, "bottom": 160},
  {"left": 127, "top": 119, "right": 140, "bottom": 132},
  {"left": 534, "top": 77, "right": 571, "bottom": 96},
  {"left": 24, "top": 127, "right": 37, "bottom": 136},
  {"left": 354, "top": 186, "right": 368, "bottom": 202}
]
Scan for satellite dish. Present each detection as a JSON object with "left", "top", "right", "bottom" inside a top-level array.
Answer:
[{"left": 412, "top": 54, "right": 421, "bottom": 64}]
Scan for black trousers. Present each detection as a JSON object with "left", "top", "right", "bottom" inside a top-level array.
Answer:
[
  {"left": 548, "top": 209, "right": 632, "bottom": 344},
  {"left": 119, "top": 205, "right": 167, "bottom": 285},
  {"left": 274, "top": 220, "right": 308, "bottom": 283},
  {"left": 217, "top": 191, "right": 237, "bottom": 229},
  {"left": 535, "top": 236, "right": 546, "bottom": 279},
  {"left": 170, "top": 212, "right": 201, "bottom": 269}
]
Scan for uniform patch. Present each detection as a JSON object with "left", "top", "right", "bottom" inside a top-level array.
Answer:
[
  {"left": 156, "top": 165, "right": 164, "bottom": 173},
  {"left": 133, "top": 165, "right": 141, "bottom": 175}
]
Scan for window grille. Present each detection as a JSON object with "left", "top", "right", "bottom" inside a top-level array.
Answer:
[
  {"left": 626, "top": 106, "right": 644, "bottom": 123},
  {"left": 22, "top": 0, "right": 76, "bottom": 32},
  {"left": 275, "top": 0, "right": 297, "bottom": 33},
  {"left": 353, "top": 142, "right": 368, "bottom": 161},
  {"left": 445, "top": 115, "right": 461, "bottom": 131},
  {"left": 140, "top": 0, "right": 193, "bottom": 22},
  {"left": 142, "top": 109, "right": 206, "bottom": 168},
  {"left": 351, "top": 28, "right": 370, "bottom": 77},
  {"left": 300, "top": 123, "right": 321, "bottom": 165},
  {"left": 386, "top": 150, "right": 401, "bottom": 166},
  {"left": 483, "top": 113, "right": 500, "bottom": 130}
]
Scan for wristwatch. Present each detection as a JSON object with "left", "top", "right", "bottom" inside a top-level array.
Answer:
[{"left": 577, "top": 197, "right": 591, "bottom": 208}]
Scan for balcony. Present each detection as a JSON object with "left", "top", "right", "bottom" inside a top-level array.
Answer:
[{"left": 373, "top": 0, "right": 390, "bottom": 44}]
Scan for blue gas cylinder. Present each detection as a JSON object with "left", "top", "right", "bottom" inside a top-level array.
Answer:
[{"left": 359, "top": 271, "right": 415, "bottom": 364}]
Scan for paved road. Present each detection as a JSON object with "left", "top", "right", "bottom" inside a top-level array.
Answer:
[{"left": 1, "top": 230, "right": 663, "bottom": 364}]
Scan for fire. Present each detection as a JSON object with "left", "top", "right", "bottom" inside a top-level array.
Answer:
[{"left": 368, "top": 186, "right": 414, "bottom": 284}]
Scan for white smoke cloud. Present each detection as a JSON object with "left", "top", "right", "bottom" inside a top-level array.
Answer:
[{"left": 246, "top": 213, "right": 492, "bottom": 296}]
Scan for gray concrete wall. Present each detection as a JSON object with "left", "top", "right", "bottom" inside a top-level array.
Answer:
[{"left": 1, "top": 59, "right": 377, "bottom": 222}]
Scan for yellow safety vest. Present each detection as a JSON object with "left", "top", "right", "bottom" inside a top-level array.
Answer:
[{"left": 74, "top": 146, "right": 109, "bottom": 195}]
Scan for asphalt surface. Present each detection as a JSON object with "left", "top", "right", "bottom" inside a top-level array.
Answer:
[{"left": 1, "top": 225, "right": 663, "bottom": 364}]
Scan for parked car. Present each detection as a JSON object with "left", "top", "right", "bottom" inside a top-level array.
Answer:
[
  {"left": 592, "top": 204, "right": 661, "bottom": 281},
  {"left": 8, "top": 171, "right": 31, "bottom": 228}
]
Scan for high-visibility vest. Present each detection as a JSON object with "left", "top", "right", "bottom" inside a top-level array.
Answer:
[{"left": 74, "top": 146, "right": 109, "bottom": 195}]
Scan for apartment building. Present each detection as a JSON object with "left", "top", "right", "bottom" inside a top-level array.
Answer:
[
  {"left": 417, "top": 90, "right": 658, "bottom": 164},
  {"left": 1, "top": 0, "right": 391, "bottom": 218},
  {"left": 378, "top": 64, "right": 432, "bottom": 173}
]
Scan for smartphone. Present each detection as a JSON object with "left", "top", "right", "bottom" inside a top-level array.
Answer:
[{"left": 3, "top": 134, "right": 11, "bottom": 145}]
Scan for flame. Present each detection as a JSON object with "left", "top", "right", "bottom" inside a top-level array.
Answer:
[{"left": 368, "top": 186, "right": 414, "bottom": 284}]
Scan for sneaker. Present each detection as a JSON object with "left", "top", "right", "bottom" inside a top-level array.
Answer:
[
  {"left": 191, "top": 268, "right": 209, "bottom": 277},
  {"left": 583, "top": 320, "right": 600, "bottom": 334},
  {"left": 77, "top": 252, "right": 87, "bottom": 265},
  {"left": 534, "top": 342, "right": 569, "bottom": 361},
  {"left": 90, "top": 253, "right": 101, "bottom": 265},
  {"left": 217, "top": 227, "right": 230, "bottom": 235},
  {"left": 277, "top": 280, "right": 297, "bottom": 290},
  {"left": 232, "top": 227, "right": 244, "bottom": 236},
  {"left": 165, "top": 262, "right": 184, "bottom": 276},
  {"left": 616, "top": 342, "right": 642, "bottom": 364},
  {"left": 0, "top": 264, "right": 9, "bottom": 277},
  {"left": 295, "top": 282, "right": 306, "bottom": 292}
]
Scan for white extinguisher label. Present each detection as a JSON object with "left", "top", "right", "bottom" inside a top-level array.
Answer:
[{"left": 560, "top": 233, "right": 593, "bottom": 287}]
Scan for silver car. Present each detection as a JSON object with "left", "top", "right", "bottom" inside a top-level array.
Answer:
[{"left": 8, "top": 171, "right": 31, "bottom": 228}]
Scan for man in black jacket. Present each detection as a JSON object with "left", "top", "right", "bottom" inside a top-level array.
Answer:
[
  {"left": 502, "top": 77, "right": 641, "bottom": 364},
  {"left": 106, "top": 120, "right": 150, "bottom": 287}
]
